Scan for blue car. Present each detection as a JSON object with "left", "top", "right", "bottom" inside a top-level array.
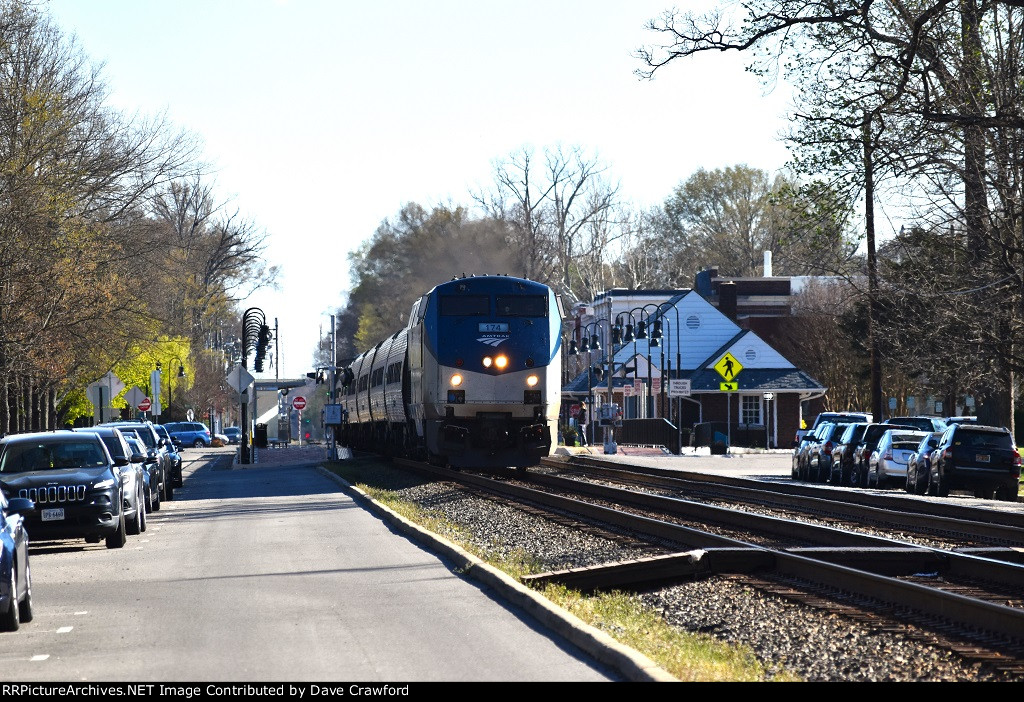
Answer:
[
  {"left": 0, "top": 490, "right": 34, "bottom": 630},
  {"left": 163, "top": 421, "right": 212, "bottom": 448}
]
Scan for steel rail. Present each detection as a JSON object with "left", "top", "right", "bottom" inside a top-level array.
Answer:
[{"left": 541, "top": 457, "right": 1024, "bottom": 544}]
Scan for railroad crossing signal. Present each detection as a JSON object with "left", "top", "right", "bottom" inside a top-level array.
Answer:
[{"left": 714, "top": 352, "right": 743, "bottom": 381}]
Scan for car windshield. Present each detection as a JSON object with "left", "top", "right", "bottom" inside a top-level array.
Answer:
[
  {"left": 892, "top": 441, "right": 921, "bottom": 450},
  {"left": 0, "top": 440, "right": 107, "bottom": 473}
]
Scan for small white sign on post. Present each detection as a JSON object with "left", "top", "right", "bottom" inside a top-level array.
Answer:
[{"left": 668, "top": 379, "right": 692, "bottom": 397}]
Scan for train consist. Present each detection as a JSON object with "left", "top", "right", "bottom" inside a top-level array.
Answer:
[{"left": 338, "top": 275, "right": 563, "bottom": 468}]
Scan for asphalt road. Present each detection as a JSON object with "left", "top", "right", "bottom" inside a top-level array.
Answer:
[{"left": 0, "top": 446, "right": 620, "bottom": 682}]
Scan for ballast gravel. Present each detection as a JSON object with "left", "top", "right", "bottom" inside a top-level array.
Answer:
[{"left": 388, "top": 478, "right": 1024, "bottom": 682}]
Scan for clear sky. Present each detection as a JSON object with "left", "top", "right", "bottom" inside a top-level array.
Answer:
[{"left": 44, "top": 0, "right": 793, "bottom": 379}]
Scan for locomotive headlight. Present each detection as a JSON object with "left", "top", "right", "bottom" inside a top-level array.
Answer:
[
  {"left": 495, "top": 355, "right": 508, "bottom": 369},
  {"left": 482, "top": 356, "right": 493, "bottom": 368},
  {"left": 526, "top": 375, "right": 539, "bottom": 387},
  {"left": 450, "top": 373, "right": 463, "bottom": 386}
]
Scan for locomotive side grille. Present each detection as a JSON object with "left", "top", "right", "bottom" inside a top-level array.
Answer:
[{"left": 20, "top": 485, "right": 87, "bottom": 503}]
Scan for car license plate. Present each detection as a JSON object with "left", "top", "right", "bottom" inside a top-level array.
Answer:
[
  {"left": 41, "top": 508, "right": 65, "bottom": 522},
  {"left": 976, "top": 454, "right": 990, "bottom": 463}
]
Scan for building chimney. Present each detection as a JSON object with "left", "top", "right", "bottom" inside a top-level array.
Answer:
[
  {"left": 763, "top": 250, "right": 773, "bottom": 277},
  {"left": 719, "top": 281, "right": 738, "bottom": 321}
]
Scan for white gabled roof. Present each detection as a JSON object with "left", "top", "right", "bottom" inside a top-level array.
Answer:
[{"left": 703, "top": 330, "right": 796, "bottom": 372}]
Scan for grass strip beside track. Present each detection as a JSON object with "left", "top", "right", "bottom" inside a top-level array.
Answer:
[{"left": 325, "top": 457, "right": 800, "bottom": 683}]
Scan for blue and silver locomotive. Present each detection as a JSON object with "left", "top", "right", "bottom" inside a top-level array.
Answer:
[{"left": 339, "top": 275, "right": 562, "bottom": 468}]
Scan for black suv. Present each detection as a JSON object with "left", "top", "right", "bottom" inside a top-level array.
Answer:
[
  {"left": 99, "top": 421, "right": 174, "bottom": 503},
  {"left": 830, "top": 422, "right": 870, "bottom": 486},
  {"left": 929, "top": 424, "right": 1021, "bottom": 501},
  {"left": 153, "top": 424, "right": 183, "bottom": 488},
  {"left": 0, "top": 431, "right": 127, "bottom": 549}
]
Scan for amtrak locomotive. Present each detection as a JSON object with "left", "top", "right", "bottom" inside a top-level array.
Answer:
[{"left": 339, "top": 275, "right": 562, "bottom": 468}]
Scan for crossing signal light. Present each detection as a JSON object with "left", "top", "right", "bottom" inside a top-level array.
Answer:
[{"left": 306, "top": 370, "right": 326, "bottom": 384}]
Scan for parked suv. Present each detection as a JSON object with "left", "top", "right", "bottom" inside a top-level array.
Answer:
[
  {"left": 884, "top": 416, "right": 947, "bottom": 432},
  {"left": 153, "top": 425, "right": 183, "bottom": 487},
  {"left": 72, "top": 427, "right": 146, "bottom": 535},
  {"left": 795, "top": 411, "right": 872, "bottom": 446},
  {"left": 99, "top": 421, "right": 174, "bottom": 503},
  {"left": 929, "top": 424, "right": 1021, "bottom": 501},
  {"left": 807, "top": 421, "right": 855, "bottom": 483},
  {"left": 163, "top": 421, "right": 212, "bottom": 449},
  {"left": 830, "top": 422, "right": 870, "bottom": 486},
  {"left": 0, "top": 431, "right": 127, "bottom": 548}
]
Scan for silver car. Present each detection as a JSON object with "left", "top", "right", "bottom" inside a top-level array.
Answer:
[{"left": 869, "top": 429, "right": 930, "bottom": 488}]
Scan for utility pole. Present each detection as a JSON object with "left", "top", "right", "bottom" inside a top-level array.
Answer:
[
  {"left": 329, "top": 313, "right": 337, "bottom": 460},
  {"left": 274, "top": 317, "right": 280, "bottom": 381}
]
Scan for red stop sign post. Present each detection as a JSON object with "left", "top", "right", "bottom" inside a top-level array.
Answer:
[
  {"left": 138, "top": 397, "right": 152, "bottom": 412},
  {"left": 292, "top": 396, "right": 306, "bottom": 411}
]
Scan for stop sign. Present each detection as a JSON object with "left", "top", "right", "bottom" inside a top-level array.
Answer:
[
  {"left": 292, "top": 396, "right": 306, "bottom": 410},
  {"left": 138, "top": 397, "right": 152, "bottom": 412}
]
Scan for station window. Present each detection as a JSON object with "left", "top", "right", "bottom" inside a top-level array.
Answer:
[{"left": 741, "top": 395, "right": 762, "bottom": 425}]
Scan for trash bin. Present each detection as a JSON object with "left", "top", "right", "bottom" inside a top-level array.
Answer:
[
  {"left": 254, "top": 423, "right": 268, "bottom": 449},
  {"left": 711, "top": 430, "right": 729, "bottom": 455}
]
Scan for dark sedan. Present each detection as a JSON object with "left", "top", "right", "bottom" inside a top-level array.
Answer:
[
  {"left": 905, "top": 431, "right": 943, "bottom": 495},
  {"left": 0, "top": 490, "right": 34, "bottom": 631}
]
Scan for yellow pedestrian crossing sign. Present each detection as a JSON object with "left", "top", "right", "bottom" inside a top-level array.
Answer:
[
  {"left": 720, "top": 382, "right": 738, "bottom": 392},
  {"left": 714, "top": 352, "right": 743, "bottom": 381}
]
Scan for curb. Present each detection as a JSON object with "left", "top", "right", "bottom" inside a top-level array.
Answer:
[{"left": 314, "top": 464, "right": 678, "bottom": 682}]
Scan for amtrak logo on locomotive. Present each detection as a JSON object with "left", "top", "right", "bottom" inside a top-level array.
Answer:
[{"left": 477, "top": 321, "right": 510, "bottom": 347}]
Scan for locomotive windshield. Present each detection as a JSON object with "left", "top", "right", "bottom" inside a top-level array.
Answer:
[
  {"left": 440, "top": 295, "right": 489, "bottom": 316},
  {"left": 496, "top": 295, "right": 547, "bottom": 317}
]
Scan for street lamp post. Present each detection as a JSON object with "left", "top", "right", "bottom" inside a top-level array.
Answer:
[
  {"left": 569, "top": 320, "right": 606, "bottom": 446},
  {"left": 156, "top": 357, "right": 186, "bottom": 422},
  {"left": 622, "top": 305, "right": 661, "bottom": 419},
  {"left": 241, "top": 307, "right": 266, "bottom": 464},
  {"left": 658, "top": 300, "right": 683, "bottom": 451}
]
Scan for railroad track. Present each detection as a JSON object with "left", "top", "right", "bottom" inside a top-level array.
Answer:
[
  {"left": 390, "top": 455, "right": 1024, "bottom": 670},
  {"left": 539, "top": 455, "right": 1024, "bottom": 554}
]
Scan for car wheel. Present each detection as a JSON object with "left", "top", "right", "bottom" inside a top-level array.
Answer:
[
  {"left": 1, "top": 567, "right": 20, "bottom": 632},
  {"left": 18, "top": 561, "right": 32, "bottom": 624},
  {"left": 973, "top": 486, "right": 995, "bottom": 500},
  {"left": 139, "top": 488, "right": 147, "bottom": 532},
  {"left": 905, "top": 470, "right": 915, "bottom": 494},
  {"left": 995, "top": 484, "right": 1019, "bottom": 502},
  {"left": 163, "top": 478, "right": 174, "bottom": 502},
  {"left": 105, "top": 507, "right": 127, "bottom": 549},
  {"left": 934, "top": 467, "right": 950, "bottom": 497},
  {"left": 193, "top": 438, "right": 204, "bottom": 448},
  {"left": 126, "top": 492, "right": 143, "bottom": 536}
]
